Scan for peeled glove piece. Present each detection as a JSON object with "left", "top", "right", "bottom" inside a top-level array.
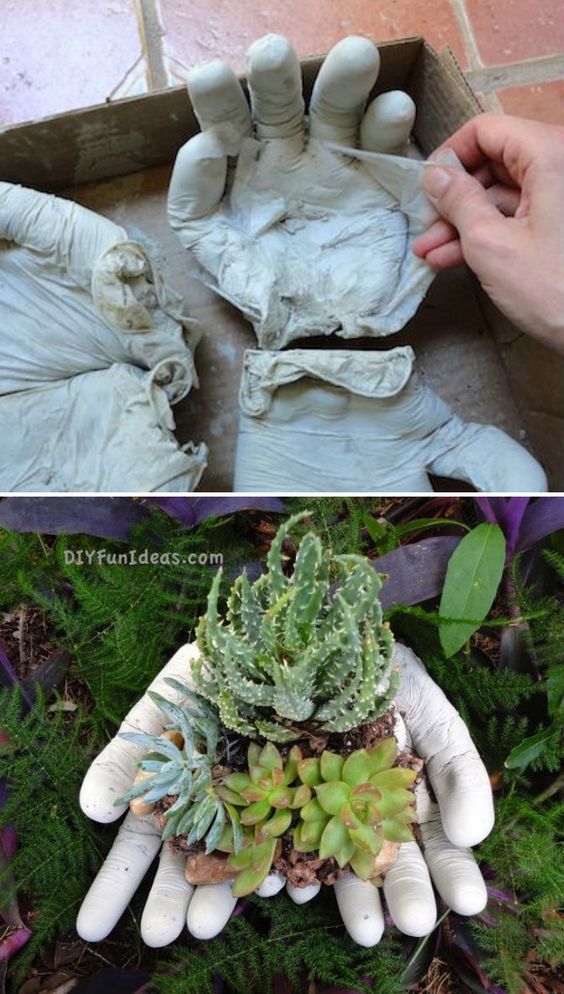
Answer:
[
  {"left": 0, "top": 363, "right": 207, "bottom": 493},
  {"left": 234, "top": 347, "right": 547, "bottom": 493},
  {"left": 0, "top": 182, "right": 206, "bottom": 490}
]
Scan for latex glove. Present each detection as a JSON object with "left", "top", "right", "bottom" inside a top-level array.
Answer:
[
  {"left": 234, "top": 347, "right": 547, "bottom": 492},
  {"left": 167, "top": 34, "right": 437, "bottom": 349},
  {"left": 77, "top": 641, "right": 494, "bottom": 948},
  {"left": 0, "top": 182, "right": 207, "bottom": 491}
]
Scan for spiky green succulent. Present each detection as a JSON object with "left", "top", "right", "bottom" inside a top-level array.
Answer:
[
  {"left": 294, "top": 737, "right": 417, "bottom": 880},
  {"left": 194, "top": 512, "right": 397, "bottom": 742},
  {"left": 117, "top": 679, "right": 242, "bottom": 848}
]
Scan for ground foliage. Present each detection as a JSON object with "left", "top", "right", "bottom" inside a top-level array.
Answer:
[{"left": 0, "top": 498, "right": 562, "bottom": 994}]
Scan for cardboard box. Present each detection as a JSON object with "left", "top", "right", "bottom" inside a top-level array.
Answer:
[{"left": 2, "top": 38, "right": 560, "bottom": 491}]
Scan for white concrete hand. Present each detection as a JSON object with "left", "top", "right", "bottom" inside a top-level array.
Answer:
[
  {"left": 167, "top": 35, "right": 435, "bottom": 349},
  {"left": 77, "top": 642, "right": 493, "bottom": 948}
]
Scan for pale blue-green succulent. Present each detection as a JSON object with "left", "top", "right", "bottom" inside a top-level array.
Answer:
[
  {"left": 116, "top": 681, "right": 243, "bottom": 849},
  {"left": 194, "top": 512, "right": 397, "bottom": 742}
]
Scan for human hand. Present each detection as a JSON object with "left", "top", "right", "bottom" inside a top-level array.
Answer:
[
  {"left": 412, "top": 114, "right": 564, "bottom": 352},
  {"left": 167, "top": 34, "right": 436, "bottom": 350},
  {"left": 76, "top": 642, "right": 493, "bottom": 948}
]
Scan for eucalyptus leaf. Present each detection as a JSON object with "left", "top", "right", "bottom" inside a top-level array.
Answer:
[{"left": 439, "top": 523, "right": 506, "bottom": 658}]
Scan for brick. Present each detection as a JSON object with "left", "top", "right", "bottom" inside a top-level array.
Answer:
[
  {"left": 465, "top": 0, "right": 564, "bottom": 65},
  {"left": 0, "top": 0, "right": 145, "bottom": 127},
  {"left": 498, "top": 79, "right": 564, "bottom": 125},
  {"left": 159, "top": 0, "right": 470, "bottom": 77}
]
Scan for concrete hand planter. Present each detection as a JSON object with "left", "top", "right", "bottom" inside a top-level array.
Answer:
[{"left": 78, "top": 514, "right": 494, "bottom": 948}]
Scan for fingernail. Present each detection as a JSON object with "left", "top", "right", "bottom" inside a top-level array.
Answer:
[{"left": 423, "top": 166, "right": 451, "bottom": 198}]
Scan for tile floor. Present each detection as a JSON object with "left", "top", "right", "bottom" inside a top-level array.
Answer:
[{"left": 1, "top": 0, "right": 563, "bottom": 127}]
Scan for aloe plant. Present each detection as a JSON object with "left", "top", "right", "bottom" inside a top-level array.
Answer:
[
  {"left": 194, "top": 512, "right": 397, "bottom": 741},
  {"left": 294, "top": 737, "right": 417, "bottom": 880}
]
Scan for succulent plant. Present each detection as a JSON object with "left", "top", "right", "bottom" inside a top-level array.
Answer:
[
  {"left": 212, "top": 741, "right": 310, "bottom": 897},
  {"left": 117, "top": 680, "right": 243, "bottom": 849},
  {"left": 217, "top": 741, "right": 311, "bottom": 837},
  {"left": 294, "top": 737, "right": 417, "bottom": 881},
  {"left": 194, "top": 512, "right": 397, "bottom": 742}
]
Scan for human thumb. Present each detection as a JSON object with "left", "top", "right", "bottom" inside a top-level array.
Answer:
[{"left": 422, "top": 162, "right": 500, "bottom": 236}]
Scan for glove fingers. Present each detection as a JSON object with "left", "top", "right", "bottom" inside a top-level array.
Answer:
[
  {"left": 309, "top": 37, "right": 380, "bottom": 144},
  {"left": 286, "top": 881, "right": 320, "bottom": 904},
  {"left": 246, "top": 34, "right": 305, "bottom": 141},
  {"left": 186, "top": 882, "right": 237, "bottom": 939},
  {"left": 383, "top": 841, "right": 437, "bottom": 937},
  {"left": 76, "top": 811, "right": 161, "bottom": 942},
  {"left": 140, "top": 846, "right": 193, "bottom": 947},
  {"left": 334, "top": 872, "right": 385, "bottom": 947},
  {"left": 420, "top": 800, "right": 488, "bottom": 916},
  {"left": 80, "top": 644, "right": 201, "bottom": 823},
  {"left": 188, "top": 60, "right": 252, "bottom": 156},
  {"left": 360, "top": 90, "right": 416, "bottom": 154},
  {"left": 168, "top": 131, "right": 228, "bottom": 229},
  {"left": 393, "top": 644, "right": 494, "bottom": 848}
]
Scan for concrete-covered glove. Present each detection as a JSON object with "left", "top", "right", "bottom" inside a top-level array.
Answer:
[
  {"left": 234, "top": 348, "right": 547, "bottom": 492},
  {"left": 0, "top": 182, "right": 207, "bottom": 492},
  {"left": 77, "top": 641, "right": 494, "bottom": 948},
  {"left": 167, "top": 34, "right": 438, "bottom": 350}
]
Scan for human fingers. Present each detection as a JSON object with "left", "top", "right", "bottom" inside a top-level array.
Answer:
[
  {"left": 393, "top": 644, "right": 494, "bottom": 848},
  {"left": 422, "top": 239, "right": 465, "bottom": 270},
  {"left": 433, "top": 113, "right": 564, "bottom": 189},
  {"left": 412, "top": 218, "right": 458, "bottom": 259},
  {"left": 309, "top": 36, "right": 380, "bottom": 144},
  {"left": 383, "top": 842, "right": 437, "bottom": 937},
  {"left": 188, "top": 60, "right": 252, "bottom": 155},
  {"left": 422, "top": 161, "right": 506, "bottom": 245},
  {"left": 167, "top": 132, "right": 228, "bottom": 229},
  {"left": 360, "top": 90, "right": 416, "bottom": 153},
  {"left": 413, "top": 182, "right": 520, "bottom": 268},
  {"left": 80, "top": 643, "right": 201, "bottom": 823},
  {"left": 76, "top": 812, "right": 161, "bottom": 942},
  {"left": 334, "top": 872, "right": 385, "bottom": 947},
  {"left": 140, "top": 846, "right": 194, "bottom": 947},
  {"left": 186, "top": 882, "right": 238, "bottom": 940},
  {"left": 417, "top": 784, "right": 488, "bottom": 916},
  {"left": 246, "top": 34, "right": 305, "bottom": 141}
]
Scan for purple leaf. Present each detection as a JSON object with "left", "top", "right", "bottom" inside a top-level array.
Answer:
[
  {"left": 371, "top": 536, "right": 462, "bottom": 611},
  {"left": 517, "top": 496, "right": 564, "bottom": 552},
  {"left": 0, "top": 806, "right": 31, "bottom": 960},
  {"left": 0, "top": 496, "right": 285, "bottom": 543},
  {"left": 0, "top": 498, "right": 148, "bottom": 542},
  {"left": 474, "top": 498, "right": 498, "bottom": 525},
  {"left": 0, "top": 642, "right": 33, "bottom": 711},
  {"left": 149, "top": 496, "right": 284, "bottom": 525},
  {"left": 0, "top": 925, "right": 32, "bottom": 963},
  {"left": 474, "top": 498, "right": 530, "bottom": 557}
]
